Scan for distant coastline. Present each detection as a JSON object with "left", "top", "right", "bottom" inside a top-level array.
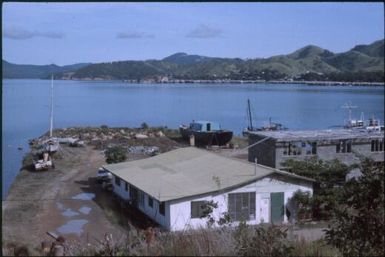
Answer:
[
  {"left": 44, "top": 78, "right": 385, "bottom": 86},
  {"left": 4, "top": 39, "right": 384, "bottom": 84}
]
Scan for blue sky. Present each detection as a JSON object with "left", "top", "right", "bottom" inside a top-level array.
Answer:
[{"left": 2, "top": 2, "right": 384, "bottom": 65}]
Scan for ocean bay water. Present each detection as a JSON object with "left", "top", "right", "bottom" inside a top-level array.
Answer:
[{"left": 2, "top": 79, "right": 384, "bottom": 198}]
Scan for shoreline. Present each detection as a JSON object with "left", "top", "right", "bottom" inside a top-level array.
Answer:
[
  {"left": 4, "top": 78, "right": 385, "bottom": 86},
  {"left": 2, "top": 126, "right": 249, "bottom": 254},
  {"left": 2, "top": 126, "right": 186, "bottom": 253}
]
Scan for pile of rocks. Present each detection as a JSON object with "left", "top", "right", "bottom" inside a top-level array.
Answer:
[
  {"left": 44, "top": 127, "right": 166, "bottom": 143},
  {"left": 30, "top": 126, "right": 183, "bottom": 153}
]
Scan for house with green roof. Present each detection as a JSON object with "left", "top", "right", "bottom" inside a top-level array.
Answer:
[{"left": 103, "top": 147, "right": 314, "bottom": 231}]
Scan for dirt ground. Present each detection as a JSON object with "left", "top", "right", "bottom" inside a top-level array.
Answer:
[
  {"left": 2, "top": 129, "right": 250, "bottom": 255},
  {"left": 2, "top": 136, "right": 183, "bottom": 255},
  {"left": 3, "top": 145, "right": 122, "bottom": 253}
]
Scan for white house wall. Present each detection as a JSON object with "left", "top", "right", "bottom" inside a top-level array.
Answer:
[
  {"left": 169, "top": 174, "right": 313, "bottom": 231},
  {"left": 243, "top": 174, "right": 313, "bottom": 224},
  {"left": 137, "top": 193, "right": 170, "bottom": 229},
  {"left": 113, "top": 177, "right": 130, "bottom": 200},
  {"left": 113, "top": 174, "right": 312, "bottom": 231},
  {"left": 112, "top": 175, "right": 170, "bottom": 229},
  {"left": 169, "top": 193, "right": 228, "bottom": 231}
]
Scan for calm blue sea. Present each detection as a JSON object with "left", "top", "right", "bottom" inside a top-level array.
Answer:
[{"left": 2, "top": 79, "right": 384, "bottom": 198}]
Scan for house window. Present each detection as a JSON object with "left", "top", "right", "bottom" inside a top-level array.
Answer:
[
  {"left": 125, "top": 182, "right": 128, "bottom": 191},
  {"left": 336, "top": 140, "right": 352, "bottom": 153},
  {"left": 371, "top": 139, "right": 384, "bottom": 152},
  {"left": 115, "top": 176, "right": 121, "bottom": 186},
  {"left": 191, "top": 123, "right": 202, "bottom": 131},
  {"left": 138, "top": 191, "right": 144, "bottom": 207},
  {"left": 283, "top": 142, "right": 303, "bottom": 156},
  {"left": 191, "top": 201, "right": 208, "bottom": 218},
  {"left": 311, "top": 142, "right": 317, "bottom": 155},
  {"left": 228, "top": 192, "right": 256, "bottom": 221},
  {"left": 303, "top": 142, "right": 317, "bottom": 155},
  {"left": 159, "top": 202, "right": 165, "bottom": 216},
  {"left": 148, "top": 196, "right": 154, "bottom": 208}
]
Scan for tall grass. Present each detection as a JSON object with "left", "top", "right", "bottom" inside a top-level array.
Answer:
[
  {"left": 4, "top": 224, "right": 341, "bottom": 256},
  {"left": 291, "top": 238, "right": 341, "bottom": 257},
  {"left": 69, "top": 224, "right": 341, "bottom": 256}
]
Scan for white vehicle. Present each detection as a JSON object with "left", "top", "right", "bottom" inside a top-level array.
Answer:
[{"left": 97, "top": 167, "right": 112, "bottom": 182}]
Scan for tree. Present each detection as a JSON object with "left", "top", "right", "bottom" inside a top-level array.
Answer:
[
  {"left": 105, "top": 146, "right": 127, "bottom": 164},
  {"left": 281, "top": 157, "right": 350, "bottom": 220},
  {"left": 141, "top": 122, "right": 149, "bottom": 130},
  {"left": 325, "top": 159, "right": 384, "bottom": 256},
  {"left": 287, "top": 190, "right": 313, "bottom": 222}
]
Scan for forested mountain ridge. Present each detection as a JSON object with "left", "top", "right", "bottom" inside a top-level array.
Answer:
[
  {"left": 3, "top": 39, "right": 384, "bottom": 82},
  {"left": 2, "top": 60, "right": 91, "bottom": 79}
]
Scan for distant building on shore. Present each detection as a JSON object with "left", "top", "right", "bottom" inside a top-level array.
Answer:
[
  {"left": 103, "top": 147, "right": 313, "bottom": 231},
  {"left": 248, "top": 129, "right": 384, "bottom": 170}
]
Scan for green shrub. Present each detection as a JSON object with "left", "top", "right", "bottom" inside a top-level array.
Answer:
[
  {"left": 234, "top": 223, "right": 293, "bottom": 257},
  {"left": 281, "top": 158, "right": 350, "bottom": 220},
  {"left": 325, "top": 159, "right": 385, "bottom": 256},
  {"left": 291, "top": 239, "right": 341, "bottom": 257},
  {"left": 289, "top": 190, "right": 313, "bottom": 221},
  {"left": 105, "top": 146, "right": 127, "bottom": 164}
]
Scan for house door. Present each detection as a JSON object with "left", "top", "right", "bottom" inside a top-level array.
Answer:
[
  {"left": 259, "top": 197, "right": 270, "bottom": 223},
  {"left": 270, "top": 192, "right": 284, "bottom": 224},
  {"left": 129, "top": 186, "right": 138, "bottom": 207}
]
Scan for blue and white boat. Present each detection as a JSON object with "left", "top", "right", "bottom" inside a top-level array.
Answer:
[{"left": 179, "top": 120, "right": 233, "bottom": 146}]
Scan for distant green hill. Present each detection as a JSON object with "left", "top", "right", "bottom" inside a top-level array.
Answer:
[
  {"left": 162, "top": 52, "right": 211, "bottom": 65},
  {"left": 3, "top": 39, "right": 384, "bottom": 82},
  {"left": 350, "top": 39, "right": 384, "bottom": 57},
  {"left": 2, "top": 61, "right": 91, "bottom": 79},
  {"left": 70, "top": 39, "right": 383, "bottom": 81}
]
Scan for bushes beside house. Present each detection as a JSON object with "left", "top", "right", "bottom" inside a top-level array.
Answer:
[
  {"left": 281, "top": 157, "right": 350, "bottom": 220},
  {"left": 105, "top": 146, "right": 127, "bottom": 164}
]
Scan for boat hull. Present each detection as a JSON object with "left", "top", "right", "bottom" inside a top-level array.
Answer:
[
  {"left": 44, "top": 138, "right": 60, "bottom": 153},
  {"left": 179, "top": 126, "right": 233, "bottom": 146}
]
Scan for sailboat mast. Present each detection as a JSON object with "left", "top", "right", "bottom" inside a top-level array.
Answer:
[
  {"left": 50, "top": 74, "right": 54, "bottom": 138},
  {"left": 247, "top": 99, "right": 253, "bottom": 130}
]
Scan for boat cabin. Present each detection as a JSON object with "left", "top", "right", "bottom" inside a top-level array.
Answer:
[{"left": 190, "top": 121, "right": 221, "bottom": 132}]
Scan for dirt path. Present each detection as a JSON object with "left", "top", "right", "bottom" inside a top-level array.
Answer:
[
  {"left": 2, "top": 130, "right": 245, "bottom": 254},
  {"left": 2, "top": 145, "right": 127, "bottom": 254}
]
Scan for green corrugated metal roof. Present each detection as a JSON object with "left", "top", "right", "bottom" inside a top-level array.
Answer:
[{"left": 104, "top": 147, "right": 313, "bottom": 202}]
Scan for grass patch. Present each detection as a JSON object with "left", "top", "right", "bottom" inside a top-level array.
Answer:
[
  {"left": 230, "top": 136, "right": 248, "bottom": 149},
  {"left": 291, "top": 239, "right": 341, "bottom": 257}
]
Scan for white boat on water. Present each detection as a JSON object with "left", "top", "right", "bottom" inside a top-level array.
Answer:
[
  {"left": 366, "top": 116, "right": 384, "bottom": 131},
  {"left": 342, "top": 102, "right": 384, "bottom": 131}
]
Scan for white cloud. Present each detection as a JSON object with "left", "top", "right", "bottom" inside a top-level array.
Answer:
[
  {"left": 3, "top": 27, "right": 64, "bottom": 40},
  {"left": 186, "top": 24, "right": 222, "bottom": 38},
  {"left": 116, "top": 31, "right": 155, "bottom": 39}
]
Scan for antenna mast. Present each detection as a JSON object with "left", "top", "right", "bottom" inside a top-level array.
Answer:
[
  {"left": 247, "top": 99, "right": 253, "bottom": 130},
  {"left": 50, "top": 74, "right": 54, "bottom": 138},
  {"left": 341, "top": 102, "right": 357, "bottom": 121}
]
